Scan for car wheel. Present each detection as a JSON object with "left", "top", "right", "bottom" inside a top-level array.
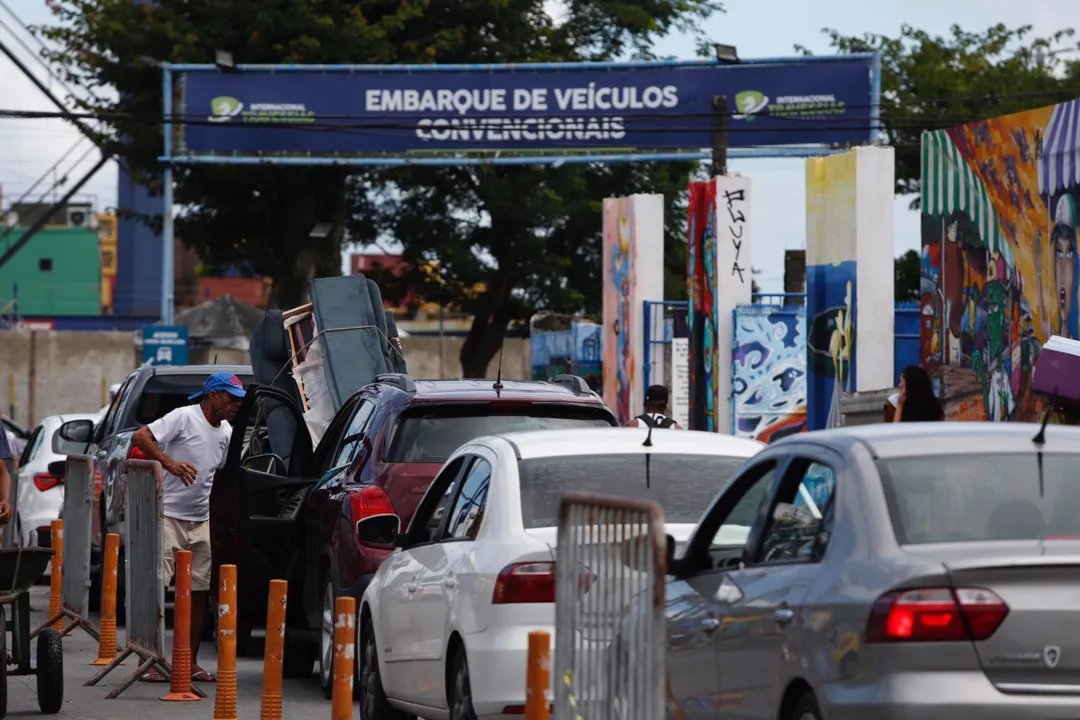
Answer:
[
  {"left": 359, "top": 618, "right": 409, "bottom": 720},
  {"left": 449, "top": 646, "right": 478, "bottom": 720},
  {"left": 790, "top": 690, "right": 823, "bottom": 720},
  {"left": 318, "top": 578, "right": 335, "bottom": 698}
]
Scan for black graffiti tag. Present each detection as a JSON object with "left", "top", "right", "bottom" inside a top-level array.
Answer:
[{"left": 724, "top": 188, "right": 747, "bottom": 283}]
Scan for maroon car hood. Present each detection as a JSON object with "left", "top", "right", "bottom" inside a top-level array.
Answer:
[{"left": 379, "top": 462, "right": 444, "bottom": 527}]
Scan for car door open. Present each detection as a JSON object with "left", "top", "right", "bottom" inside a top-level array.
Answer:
[{"left": 211, "top": 384, "right": 314, "bottom": 633}]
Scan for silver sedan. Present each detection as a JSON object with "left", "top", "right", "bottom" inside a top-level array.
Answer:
[{"left": 662, "top": 422, "right": 1080, "bottom": 719}]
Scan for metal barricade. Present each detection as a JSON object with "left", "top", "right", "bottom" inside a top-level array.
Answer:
[
  {"left": 2, "top": 458, "right": 17, "bottom": 549},
  {"left": 86, "top": 459, "right": 206, "bottom": 699},
  {"left": 554, "top": 494, "right": 667, "bottom": 720},
  {"left": 32, "top": 454, "right": 101, "bottom": 641}
]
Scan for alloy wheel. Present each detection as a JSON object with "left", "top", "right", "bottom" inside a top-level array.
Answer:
[{"left": 320, "top": 581, "right": 334, "bottom": 687}]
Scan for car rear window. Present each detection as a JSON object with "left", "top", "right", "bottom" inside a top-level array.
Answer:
[
  {"left": 385, "top": 404, "right": 614, "bottom": 463},
  {"left": 878, "top": 453, "right": 1080, "bottom": 544},
  {"left": 517, "top": 453, "right": 748, "bottom": 529},
  {"left": 133, "top": 373, "right": 254, "bottom": 426}
]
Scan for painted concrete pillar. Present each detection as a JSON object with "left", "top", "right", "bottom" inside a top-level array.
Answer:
[
  {"left": 805, "top": 146, "right": 896, "bottom": 430},
  {"left": 687, "top": 175, "right": 753, "bottom": 433},
  {"left": 602, "top": 193, "right": 664, "bottom": 425}
]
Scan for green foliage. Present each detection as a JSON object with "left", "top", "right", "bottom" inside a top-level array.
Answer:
[
  {"left": 895, "top": 249, "right": 920, "bottom": 302},
  {"left": 801, "top": 24, "right": 1080, "bottom": 201}
]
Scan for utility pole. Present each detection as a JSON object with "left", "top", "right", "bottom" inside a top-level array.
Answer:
[{"left": 711, "top": 95, "right": 728, "bottom": 178}]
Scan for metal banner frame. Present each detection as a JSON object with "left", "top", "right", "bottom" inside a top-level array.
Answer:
[{"left": 155, "top": 53, "right": 882, "bottom": 323}]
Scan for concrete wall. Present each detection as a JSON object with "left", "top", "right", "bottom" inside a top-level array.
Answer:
[{"left": 1, "top": 329, "right": 531, "bottom": 428}]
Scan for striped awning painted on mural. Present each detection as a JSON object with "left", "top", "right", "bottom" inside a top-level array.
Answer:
[
  {"left": 1038, "top": 98, "right": 1080, "bottom": 197},
  {"left": 921, "top": 129, "right": 1013, "bottom": 264}
]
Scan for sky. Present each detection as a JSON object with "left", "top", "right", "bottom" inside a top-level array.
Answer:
[{"left": 2, "top": 0, "right": 1080, "bottom": 291}]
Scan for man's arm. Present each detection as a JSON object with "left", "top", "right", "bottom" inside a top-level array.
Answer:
[{"left": 132, "top": 414, "right": 197, "bottom": 485}]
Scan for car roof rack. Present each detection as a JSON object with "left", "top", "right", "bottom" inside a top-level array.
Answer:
[
  {"left": 374, "top": 373, "right": 417, "bottom": 393},
  {"left": 550, "top": 374, "right": 592, "bottom": 395}
]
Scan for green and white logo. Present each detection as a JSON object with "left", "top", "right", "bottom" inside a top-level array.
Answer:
[
  {"left": 209, "top": 96, "right": 244, "bottom": 122},
  {"left": 734, "top": 90, "right": 769, "bottom": 121}
]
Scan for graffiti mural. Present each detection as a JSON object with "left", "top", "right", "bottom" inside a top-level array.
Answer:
[
  {"left": 529, "top": 314, "right": 602, "bottom": 383},
  {"left": 602, "top": 198, "right": 635, "bottom": 423},
  {"left": 687, "top": 180, "right": 719, "bottom": 430},
  {"left": 732, "top": 304, "right": 808, "bottom": 442},
  {"left": 918, "top": 99, "right": 1079, "bottom": 421}
]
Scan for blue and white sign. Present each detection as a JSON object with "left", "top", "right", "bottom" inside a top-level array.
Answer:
[
  {"left": 143, "top": 326, "right": 189, "bottom": 366},
  {"left": 177, "top": 58, "right": 874, "bottom": 157}
]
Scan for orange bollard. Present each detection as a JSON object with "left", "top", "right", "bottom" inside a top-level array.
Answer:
[
  {"left": 260, "top": 579, "right": 288, "bottom": 720},
  {"left": 213, "top": 565, "right": 238, "bottom": 720},
  {"left": 47, "top": 519, "right": 63, "bottom": 630},
  {"left": 162, "top": 550, "right": 200, "bottom": 701},
  {"left": 526, "top": 631, "right": 551, "bottom": 720},
  {"left": 331, "top": 596, "right": 356, "bottom": 720},
  {"left": 91, "top": 533, "right": 121, "bottom": 665}
]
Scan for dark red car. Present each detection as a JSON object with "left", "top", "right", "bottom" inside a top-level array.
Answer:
[{"left": 210, "top": 373, "right": 616, "bottom": 695}]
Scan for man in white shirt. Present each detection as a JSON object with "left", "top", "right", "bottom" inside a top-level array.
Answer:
[{"left": 131, "top": 371, "right": 245, "bottom": 683}]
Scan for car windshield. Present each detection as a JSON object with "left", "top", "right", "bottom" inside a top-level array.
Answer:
[
  {"left": 516, "top": 453, "right": 748, "bottom": 529},
  {"left": 878, "top": 453, "right": 1080, "bottom": 544},
  {"left": 133, "top": 373, "right": 254, "bottom": 426},
  {"left": 385, "top": 405, "right": 614, "bottom": 463}
]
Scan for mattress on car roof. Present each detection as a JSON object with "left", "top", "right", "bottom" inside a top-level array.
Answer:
[{"left": 307, "top": 274, "right": 391, "bottom": 412}]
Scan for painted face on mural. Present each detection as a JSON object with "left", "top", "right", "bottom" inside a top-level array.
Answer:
[
  {"left": 1053, "top": 226, "right": 1076, "bottom": 319},
  {"left": 946, "top": 221, "right": 959, "bottom": 243}
]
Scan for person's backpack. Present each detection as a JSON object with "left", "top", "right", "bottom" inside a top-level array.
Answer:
[{"left": 637, "top": 413, "right": 676, "bottom": 429}]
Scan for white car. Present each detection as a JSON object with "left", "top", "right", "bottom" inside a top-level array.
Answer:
[
  {"left": 16, "top": 413, "right": 100, "bottom": 547},
  {"left": 356, "top": 427, "right": 764, "bottom": 720}
]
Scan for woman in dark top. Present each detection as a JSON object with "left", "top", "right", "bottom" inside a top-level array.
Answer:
[{"left": 893, "top": 365, "right": 945, "bottom": 422}]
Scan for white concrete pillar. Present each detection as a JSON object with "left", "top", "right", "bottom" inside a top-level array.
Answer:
[
  {"left": 805, "top": 146, "right": 895, "bottom": 430},
  {"left": 601, "top": 193, "right": 665, "bottom": 425}
]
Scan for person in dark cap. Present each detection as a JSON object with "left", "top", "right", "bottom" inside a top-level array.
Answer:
[{"left": 627, "top": 384, "right": 683, "bottom": 429}]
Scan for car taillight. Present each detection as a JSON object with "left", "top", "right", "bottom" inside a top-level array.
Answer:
[
  {"left": 127, "top": 445, "right": 146, "bottom": 460},
  {"left": 349, "top": 486, "right": 395, "bottom": 522},
  {"left": 492, "top": 562, "right": 595, "bottom": 604},
  {"left": 866, "top": 587, "right": 1008, "bottom": 642},
  {"left": 33, "top": 474, "right": 61, "bottom": 492}
]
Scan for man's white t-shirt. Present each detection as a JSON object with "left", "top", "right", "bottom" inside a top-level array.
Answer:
[{"left": 146, "top": 405, "right": 232, "bottom": 522}]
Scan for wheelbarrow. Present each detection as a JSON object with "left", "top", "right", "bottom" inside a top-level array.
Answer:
[{"left": 0, "top": 547, "right": 63, "bottom": 718}]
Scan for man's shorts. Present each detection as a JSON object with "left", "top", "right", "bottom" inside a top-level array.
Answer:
[{"left": 163, "top": 517, "right": 212, "bottom": 592}]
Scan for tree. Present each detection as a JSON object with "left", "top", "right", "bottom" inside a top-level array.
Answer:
[
  {"left": 38, "top": 0, "right": 719, "bottom": 308},
  {"left": 895, "top": 249, "right": 920, "bottom": 302},
  {"left": 801, "top": 24, "right": 1080, "bottom": 203},
  {"left": 346, "top": 1, "right": 722, "bottom": 376}
]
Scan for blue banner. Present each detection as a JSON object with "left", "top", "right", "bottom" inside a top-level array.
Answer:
[{"left": 178, "top": 60, "right": 872, "bottom": 156}]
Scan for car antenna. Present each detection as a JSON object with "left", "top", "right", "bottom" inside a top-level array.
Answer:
[
  {"left": 1033, "top": 393, "right": 1056, "bottom": 498},
  {"left": 492, "top": 341, "right": 505, "bottom": 396}
]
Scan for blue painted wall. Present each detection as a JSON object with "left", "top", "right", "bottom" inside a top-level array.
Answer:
[{"left": 113, "top": 164, "right": 163, "bottom": 318}]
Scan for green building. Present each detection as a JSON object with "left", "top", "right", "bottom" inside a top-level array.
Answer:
[{"left": 0, "top": 227, "right": 101, "bottom": 316}]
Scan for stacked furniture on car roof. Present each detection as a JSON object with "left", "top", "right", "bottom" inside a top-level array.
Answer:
[{"left": 248, "top": 274, "right": 407, "bottom": 454}]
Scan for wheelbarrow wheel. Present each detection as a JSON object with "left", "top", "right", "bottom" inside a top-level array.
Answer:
[
  {"left": 35, "top": 629, "right": 63, "bottom": 714},
  {"left": 0, "top": 605, "right": 8, "bottom": 719}
]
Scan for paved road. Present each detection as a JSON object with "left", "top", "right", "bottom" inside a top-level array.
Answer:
[{"left": 7, "top": 585, "right": 335, "bottom": 720}]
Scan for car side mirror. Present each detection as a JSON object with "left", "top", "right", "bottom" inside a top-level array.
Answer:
[
  {"left": 356, "top": 514, "right": 401, "bottom": 547},
  {"left": 54, "top": 419, "right": 93, "bottom": 456},
  {"left": 243, "top": 453, "right": 286, "bottom": 476},
  {"left": 47, "top": 460, "right": 67, "bottom": 478},
  {"left": 665, "top": 534, "right": 678, "bottom": 575}
]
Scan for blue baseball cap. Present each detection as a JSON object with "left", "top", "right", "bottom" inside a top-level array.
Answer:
[{"left": 189, "top": 372, "right": 247, "bottom": 400}]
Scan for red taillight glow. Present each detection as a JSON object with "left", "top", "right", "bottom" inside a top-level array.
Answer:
[
  {"left": 127, "top": 445, "right": 147, "bottom": 460},
  {"left": 33, "top": 474, "right": 61, "bottom": 492},
  {"left": 492, "top": 562, "right": 595, "bottom": 605},
  {"left": 350, "top": 486, "right": 395, "bottom": 523},
  {"left": 866, "top": 587, "right": 1008, "bottom": 642}
]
